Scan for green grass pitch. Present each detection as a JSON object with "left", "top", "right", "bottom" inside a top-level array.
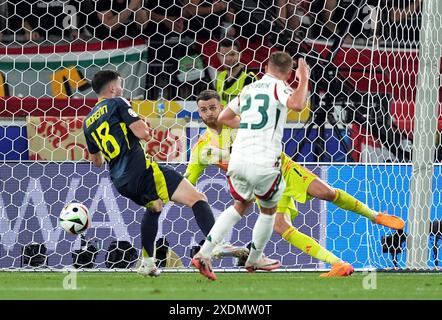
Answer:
[{"left": 0, "top": 272, "right": 441, "bottom": 300}]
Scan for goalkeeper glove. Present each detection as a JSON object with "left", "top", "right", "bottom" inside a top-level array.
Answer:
[{"left": 199, "top": 145, "right": 230, "bottom": 165}]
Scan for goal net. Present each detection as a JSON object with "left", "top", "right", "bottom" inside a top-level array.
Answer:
[{"left": 1, "top": 0, "right": 440, "bottom": 271}]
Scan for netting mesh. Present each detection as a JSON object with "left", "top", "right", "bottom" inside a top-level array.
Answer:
[{"left": 0, "top": 0, "right": 441, "bottom": 271}]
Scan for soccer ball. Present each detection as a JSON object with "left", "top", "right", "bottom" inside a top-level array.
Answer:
[{"left": 59, "top": 202, "right": 91, "bottom": 235}]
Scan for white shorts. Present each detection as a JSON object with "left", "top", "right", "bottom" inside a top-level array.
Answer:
[{"left": 226, "top": 161, "right": 285, "bottom": 208}]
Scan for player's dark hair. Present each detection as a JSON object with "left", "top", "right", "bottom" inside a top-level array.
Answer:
[
  {"left": 268, "top": 51, "right": 293, "bottom": 74},
  {"left": 196, "top": 90, "right": 221, "bottom": 104},
  {"left": 218, "top": 38, "right": 241, "bottom": 51},
  {"left": 92, "top": 70, "right": 120, "bottom": 94}
]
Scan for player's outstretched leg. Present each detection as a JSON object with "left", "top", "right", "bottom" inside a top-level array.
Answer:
[
  {"left": 192, "top": 199, "right": 248, "bottom": 259},
  {"left": 192, "top": 202, "right": 250, "bottom": 280},
  {"left": 171, "top": 178, "right": 215, "bottom": 236},
  {"left": 274, "top": 213, "right": 353, "bottom": 277},
  {"left": 245, "top": 209, "right": 281, "bottom": 272},
  {"left": 172, "top": 179, "right": 248, "bottom": 259},
  {"left": 138, "top": 206, "right": 162, "bottom": 277},
  {"left": 307, "top": 179, "right": 405, "bottom": 230}
]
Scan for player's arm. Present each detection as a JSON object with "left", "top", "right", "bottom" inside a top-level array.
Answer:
[
  {"left": 218, "top": 96, "right": 241, "bottom": 128},
  {"left": 184, "top": 141, "right": 209, "bottom": 185},
  {"left": 90, "top": 152, "right": 104, "bottom": 167},
  {"left": 116, "top": 97, "right": 151, "bottom": 142},
  {"left": 83, "top": 123, "right": 105, "bottom": 167},
  {"left": 286, "top": 58, "right": 310, "bottom": 111},
  {"left": 129, "top": 120, "right": 151, "bottom": 142}
]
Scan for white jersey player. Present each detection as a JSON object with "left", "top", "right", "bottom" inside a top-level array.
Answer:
[
  {"left": 192, "top": 52, "right": 310, "bottom": 281},
  {"left": 228, "top": 73, "right": 292, "bottom": 170}
]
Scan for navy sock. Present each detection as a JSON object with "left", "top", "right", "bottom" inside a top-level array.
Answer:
[
  {"left": 192, "top": 200, "right": 215, "bottom": 237},
  {"left": 141, "top": 209, "right": 161, "bottom": 258}
]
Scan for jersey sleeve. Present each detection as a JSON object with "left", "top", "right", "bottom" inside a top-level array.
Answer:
[
  {"left": 116, "top": 97, "right": 140, "bottom": 126},
  {"left": 227, "top": 94, "right": 241, "bottom": 115},
  {"left": 275, "top": 82, "right": 294, "bottom": 107},
  {"left": 184, "top": 140, "right": 209, "bottom": 185}
]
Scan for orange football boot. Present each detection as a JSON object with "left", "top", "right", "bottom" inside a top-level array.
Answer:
[
  {"left": 191, "top": 253, "right": 217, "bottom": 281},
  {"left": 374, "top": 212, "right": 405, "bottom": 230},
  {"left": 320, "top": 262, "right": 354, "bottom": 277}
]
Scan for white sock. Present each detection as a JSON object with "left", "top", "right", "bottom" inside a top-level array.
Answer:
[
  {"left": 371, "top": 211, "right": 379, "bottom": 221},
  {"left": 142, "top": 256, "right": 155, "bottom": 267},
  {"left": 247, "top": 213, "right": 276, "bottom": 264},
  {"left": 199, "top": 205, "right": 242, "bottom": 258}
]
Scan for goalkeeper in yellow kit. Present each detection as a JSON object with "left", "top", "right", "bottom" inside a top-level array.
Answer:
[{"left": 185, "top": 89, "right": 405, "bottom": 277}]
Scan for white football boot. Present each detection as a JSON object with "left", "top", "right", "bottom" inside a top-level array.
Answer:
[
  {"left": 212, "top": 242, "right": 249, "bottom": 260},
  {"left": 137, "top": 257, "right": 161, "bottom": 277},
  {"left": 245, "top": 255, "right": 281, "bottom": 272}
]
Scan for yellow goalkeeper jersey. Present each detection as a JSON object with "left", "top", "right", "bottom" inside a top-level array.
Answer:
[
  {"left": 184, "top": 125, "right": 295, "bottom": 185},
  {"left": 184, "top": 126, "right": 318, "bottom": 219},
  {"left": 184, "top": 125, "right": 236, "bottom": 185}
]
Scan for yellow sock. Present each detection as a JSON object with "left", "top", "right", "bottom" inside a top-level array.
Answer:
[
  {"left": 333, "top": 189, "right": 377, "bottom": 221},
  {"left": 142, "top": 247, "right": 149, "bottom": 258},
  {"left": 281, "top": 227, "right": 340, "bottom": 265}
]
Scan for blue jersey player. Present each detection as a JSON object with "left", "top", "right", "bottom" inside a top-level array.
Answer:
[{"left": 83, "top": 70, "right": 247, "bottom": 277}]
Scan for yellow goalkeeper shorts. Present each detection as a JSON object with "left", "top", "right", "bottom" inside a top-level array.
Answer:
[{"left": 276, "top": 162, "right": 318, "bottom": 221}]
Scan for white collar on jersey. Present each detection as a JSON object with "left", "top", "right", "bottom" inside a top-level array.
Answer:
[{"left": 263, "top": 73, "right": 280, "bottom": 80}]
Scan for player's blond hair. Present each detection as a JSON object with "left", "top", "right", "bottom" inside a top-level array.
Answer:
[{"left": 268, "top": 51, "right": 293, "bottom": 74}]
